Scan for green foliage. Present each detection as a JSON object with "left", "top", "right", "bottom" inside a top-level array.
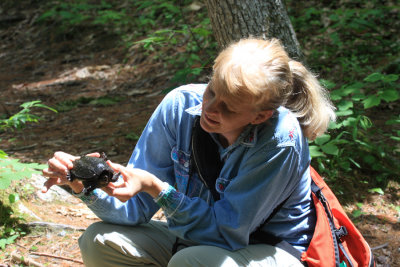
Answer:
[
  {"left": 310, "top": 73, "right": 399, "bottom": 189},
  {"left": 37, "top": 0, "right": 131, "bottom": 33},
  {"left": 0, "top": 156, "right": 46, "bottom": 190},
  {"left": 288, "top": 1, "right": 400, "bottom": 195},
  {"left": 129, "top": 0, "right": 216, "bottom": 84},
  {"left": 0, "top": 100, "right": 57, "bottom": 132},
  {"left": 125, "top": 132, "right": 140, "bottom": 141},
  {"left": 37, "top": 0, "right": 217, "bottom": 85},
  {"left": 0, "top": 99, "right": 52, "bottom": 249},
  {"left": 0, "top": 195, "right": 28, "bottom": 250}
]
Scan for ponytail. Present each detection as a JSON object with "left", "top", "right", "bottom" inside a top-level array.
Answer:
[{"left": 286, "top": 61, "right": 336, "bottom": 140}]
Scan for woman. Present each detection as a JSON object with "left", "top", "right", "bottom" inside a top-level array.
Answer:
[{"left": 42, "top": 38, "right": 336, "bottom": 266}]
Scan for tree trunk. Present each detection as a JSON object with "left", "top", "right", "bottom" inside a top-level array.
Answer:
[{"left": 204, "top": 0, "right": 302, "bottom": 60}]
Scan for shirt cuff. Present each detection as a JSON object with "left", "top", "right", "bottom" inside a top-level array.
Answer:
[
  {"left": 154, "top": 182, "right": 184, "bottom": 217},
  {"left": 72, "top": 188, "right": 100, "bottom": 204}
]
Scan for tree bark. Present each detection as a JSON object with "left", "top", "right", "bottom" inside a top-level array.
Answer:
[{"left": 204, "top": 0, "right": 303, "bottom": 60}]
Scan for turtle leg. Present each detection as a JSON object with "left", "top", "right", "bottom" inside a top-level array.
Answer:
[
  {"left": 84, "top": 185, "right": 96, "bottom": 196},
  {"left": 100, "top": 152, "right": 108, "bottom": 161},
  {"left": 111, "top": 172, "right": 121, "bottom": 182},
  {"left": 66, "top": 171, "right": 74, "bottom": 182}
]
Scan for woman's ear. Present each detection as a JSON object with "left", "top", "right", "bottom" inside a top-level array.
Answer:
[{"left": 251, "top": 110, "right": 274, "bottom": 125}]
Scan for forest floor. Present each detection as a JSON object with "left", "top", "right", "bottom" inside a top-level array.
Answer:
[{"left": 0, "top": 2, "right": 399, "bottom": 267}]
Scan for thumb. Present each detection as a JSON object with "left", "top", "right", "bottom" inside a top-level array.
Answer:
[{"left": 41, "top": 178, "right": 59, "bottom": 193}]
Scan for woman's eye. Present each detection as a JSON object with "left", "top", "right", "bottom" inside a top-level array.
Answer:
[{"left": 222, "top": 103, "right": 236, "bottom": 114}]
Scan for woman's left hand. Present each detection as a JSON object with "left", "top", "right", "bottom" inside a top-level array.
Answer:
[{"left": 102, "top": 161, "right": 165, "bottom": 202}]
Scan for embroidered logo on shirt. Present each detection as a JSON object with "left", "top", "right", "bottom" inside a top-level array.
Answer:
[
  {"left": 289, "top": 129, "right": 295, "bottom": 141},
  {"left": 216, "top": 177, "right": 230, "bottom": 193}
]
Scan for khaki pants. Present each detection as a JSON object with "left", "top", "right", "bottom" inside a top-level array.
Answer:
[{"left": 78, "top": 220, "right": 303, "bottom": 267}]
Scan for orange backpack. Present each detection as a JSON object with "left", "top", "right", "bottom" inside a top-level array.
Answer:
[{"left": 301, "top": 167, "right": 375, "bottom": 267}]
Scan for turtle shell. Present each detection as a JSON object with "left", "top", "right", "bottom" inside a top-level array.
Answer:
[{"left": 70, "top": 156, "right": 113, "bottom": 180}]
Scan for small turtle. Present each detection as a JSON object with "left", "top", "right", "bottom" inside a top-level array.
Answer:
[{"left": 67, "top": 152, "right": 120, "bottom": 195}]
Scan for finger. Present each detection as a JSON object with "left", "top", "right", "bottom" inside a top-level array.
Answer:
[
  {"left": 107, "top": 161, "right": 129, "bottom": 181},
  {"left": 86, "top": 152, "right": 100, "bottom": 158},
  {"left": 54, "top": 151, "right": 79, "bottom": 169},
  {"left": 42, "top": 168, "right": 66, "bottom": 179},
  {"left": 41, "top": 177, "right": 61, "bottom": 193},
  {"left": 108, "top": 180, "right": 126, "bottom": 189},
  {"left": 48, "top": 157, "right": 69, "bottom": 175},
  {"left": 105, "top": 187, "right": 133, "bottom": 202}
]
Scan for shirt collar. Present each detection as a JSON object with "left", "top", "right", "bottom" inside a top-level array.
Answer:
[
  {"left": 185, "top": 103, "right": 202, "bottom": 116},
  {"left": 237, "top": 124, "right": 258, "bottom": 147}
]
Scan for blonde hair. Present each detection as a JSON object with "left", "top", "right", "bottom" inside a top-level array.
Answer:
[{"left": 211, "top": 38, "right": 336, "bottom": 140}]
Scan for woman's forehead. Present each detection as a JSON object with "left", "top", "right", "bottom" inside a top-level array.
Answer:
[
  {"left": 208, "top": 82, "right": 255, "bottom": 111},
  {"left": 210, "top": 79, "right": 253, "bottom": 102}
]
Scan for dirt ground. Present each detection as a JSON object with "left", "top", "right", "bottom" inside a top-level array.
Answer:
[{"left": 0, "top": 2, "right": 399, "bottom": 267}]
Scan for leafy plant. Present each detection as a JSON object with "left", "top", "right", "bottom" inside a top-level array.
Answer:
[
  {"left": 0, "top": 149, "right": 45, "bottom": 250},
  {"left": 0, "top": 100, "right": 57, "bottom": 132},
  {"left": 0, "top": 100, "right": 54, "bottom": 249},
  {"left": 0, "top": 156, "right": 46, "bottom": 190},
  {"left": 37, "top": 0, "right": 217, "bottom": 85},
  {"left": 310, "top": 73, "right": 399, "bottom": 193}
]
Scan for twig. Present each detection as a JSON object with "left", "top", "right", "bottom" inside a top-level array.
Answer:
[
  {"left": 25, "top": 221, "right": 86, "bottom": 231},
  {"left": 371, "top": 242, "right": 389, "bottom": 251},
  {"left": 30, "top": 252, "right": 84, "bottom": 264},
  {"left": 11, "top": 252, "right": 44, "bottom": 267},
  {"left": 4, "top": 143, "right": 37, "bottom": 152}
]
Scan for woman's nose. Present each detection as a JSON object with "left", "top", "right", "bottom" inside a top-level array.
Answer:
[{"left": 205, "top": 98, "right": 221, "bottom": 114}]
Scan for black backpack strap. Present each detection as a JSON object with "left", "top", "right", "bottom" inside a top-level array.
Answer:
[
  {"left": 250, "top": 230, "right": 303, "bottom": 262},
  {"left": 311, "top": 180, "right": 346, "bottom": 267},
  {"left": 190, "top": 116, "right": 223, "bottom": 201},
  {"left": 249, "top": 195, "right": 303, "bottom": 262}
]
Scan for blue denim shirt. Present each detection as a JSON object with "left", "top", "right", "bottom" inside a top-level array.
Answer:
[{"left": 79, "top": 84, "right": 316, "bottom": 252}]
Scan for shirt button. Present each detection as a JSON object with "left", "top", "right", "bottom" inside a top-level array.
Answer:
[{"left": 184, "top": 162, "right": 189, "bottom": 168}]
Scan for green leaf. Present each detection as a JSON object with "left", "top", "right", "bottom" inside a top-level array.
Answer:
[
  {"left": 368, "top": 188, "right": 384, "bottom": 195},
  {"left": 0, "top": 177, "right": 12, "bottom": 190},
  {"left": 382, "top": 74, "right": 398, "bottom": 83},
  {"left": 340, "top": 82, "right": 364, "bottom": 96},
  {"left": 381, "top": 89, "right": 399, "bottom": 102},
  {"left": 337, "top": 100, "right": 353, "bottom": 111},
  {"left": 352, "top": 209, "right": 363, "bottom": 218},
  {"left": 363, "top": 95, "right": 381, "bottom": 108},
  {"left": 314, "top": 134, "right": 331, "bottom": 145},
  {"left": 320, "top": 79, "right": 336, "bottom": 89},
  {"left": 309, "top": 145, "right": 325, "bottom": 158},
  {"left": 349, "top": 158, "right": 361, "bottom": 168},
  {"left": 328, "top": 121, "right": 343, "bottom": 130},
  {"left": 321, "top": 142, "right": 339, "bottom": 156},
  {"left": 342, "top": 117, "right": 358, "bottom": 127},
  {"left": 385, "top": 117, "right": 400, "bottom": 125},
  {"left": 359, "top": 116, "right": 373, "bottom": 130},
  {"left": 390, "top": 136, "right": 400, "bottom": 141},
  {"left": 364, "top": 72, "right": 383, "bottom": 82},
  {"left": 335, "top": 110, "right": 353, "bottom": 117},
  {"left": 9, "top": 193, "right": 19, "bottom": 204},
  {"left": 0, "top": 150, "right": 7, "bottom": 158}
]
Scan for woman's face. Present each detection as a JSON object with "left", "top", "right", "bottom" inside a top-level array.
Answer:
[{"left": 200, "top": 83, "right": 272, "bottom": 146}]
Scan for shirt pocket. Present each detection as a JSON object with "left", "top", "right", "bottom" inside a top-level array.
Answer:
[
  {"left": 171, "top": 146, "right": 190, "bottom": 193},
  {"left": 171, "top": 146, "right": 205, "bottom": 197}
]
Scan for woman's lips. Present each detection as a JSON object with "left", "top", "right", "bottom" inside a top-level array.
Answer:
[{"left": 204, "top": 113, "right": 219, "bottom": 125}]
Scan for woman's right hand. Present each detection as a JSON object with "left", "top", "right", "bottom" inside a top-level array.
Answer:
[{"left": 41, "top": 151, "right": 99, "bottom": 194}]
